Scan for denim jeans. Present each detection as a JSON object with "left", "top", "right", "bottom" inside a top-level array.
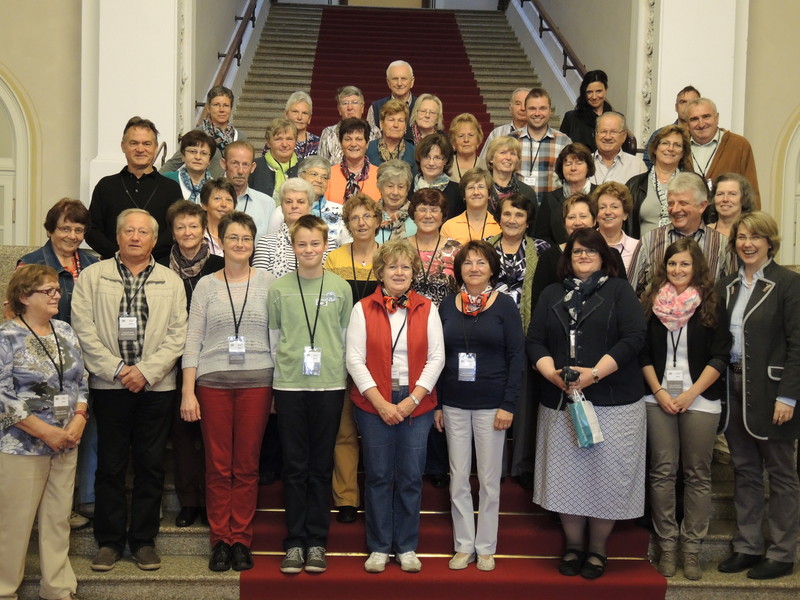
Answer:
[{"left": 354, "top": 388, "right": 433, "bottom": 553}]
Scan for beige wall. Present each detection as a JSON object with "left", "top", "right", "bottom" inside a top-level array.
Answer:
[
  {"left": 745, "top": 0, "right": 800, "bottom": 214},
  {"left": 0, "top": 0, "right": 82, "bottom": 243},
  {"left": 537, "top": 0, "right": 634, "bottom": 116}
]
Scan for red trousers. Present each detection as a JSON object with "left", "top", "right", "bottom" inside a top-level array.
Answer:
[{"left": 197, "top": 385, "right": 271, "bottom": 546}]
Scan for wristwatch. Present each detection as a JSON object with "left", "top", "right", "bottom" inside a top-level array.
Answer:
[{"left": 409, "top": 393, "right": 421, "bottom": 406}]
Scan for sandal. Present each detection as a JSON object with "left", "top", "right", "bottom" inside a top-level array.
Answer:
[
  {"left": 580, "top": 551, "right": 607, "bottom": 580},
  {"left": 558, "top": 548, "right": 585, "bottom": 576}
]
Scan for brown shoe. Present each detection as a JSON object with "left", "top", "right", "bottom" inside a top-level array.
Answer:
[
  {"left": 91, "top": 547, "right": 120, "bottom": 572},
  {"left": 132, "top": 545, "right": 162, "bottom": 570},
  {"left": 683, "top": 552, "right": 701, "bottom": 580},
  {"left": 657, "top": 550, "right": 677, "bottom": 577}
]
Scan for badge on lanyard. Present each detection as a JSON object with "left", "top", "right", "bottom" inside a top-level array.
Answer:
[
  {"left": 458, "top": 352, "right": 477, "bottom": 382},
  {"left": 522, "top": 175, "right": 537, "bottom": 188},
  {"left": 665, "top": 369, "right": 684, "bottom": 396},
  {"left": 118, "top": 313, "right": 138, "bottom": 341},
  {"left": 228, "top": 335, "right": 246, "bottom": 364},
  {"left": 303, "top": 346, "right": 322, "bottom": 376},
  {"left": 53, "top": 394, "right": 70, "bottom": 422},
  {"left": 391, "top": 364, "right": 408, "bottom": 391}
]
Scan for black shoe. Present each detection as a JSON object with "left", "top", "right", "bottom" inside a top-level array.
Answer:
[
  {"left": 580, "top": 552, "right": 607, "bottom": 580},
  {"left": 230, "top": 542, "right": 254, "bottom": 571},
  {"left": 337, "top": 505, "right": 358, "bottom": 523},
  {"left": 209, "top": 541, "right": 231, "bottom": 572},
  {"left": 558, "top": 548, "right": 585, "bottom": 576},
  {"left": 199, "top": 506, "right": 209, "bottom": 526},
  {"left": 747, "top": 558, "right": 793, "bottom": 580},
  {"left": 430, "top": 474, "right": 450, "bottom": 488},
  {"left": 175, "top": 506, "right": 200, "bottom": 527},
  {"left": 718, "top": 552, "right": 763, "bottom": 573},
  {"left": 516, "top": 473, "right": 534, "bottom": 490}
]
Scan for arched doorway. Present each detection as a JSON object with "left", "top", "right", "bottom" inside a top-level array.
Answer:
[
  {"left": 0, "top": 74, "right": 31, "bottom": 245},
  {"left": 779, "top": 117, "right": 800, "bottom": 265}
]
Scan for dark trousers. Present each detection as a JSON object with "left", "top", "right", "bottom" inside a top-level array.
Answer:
[
  {"left": 92, "top": 388, "right": 174, "bottom": 553},
  {"left": 275, "top": 389, "right": 343, "bottom": 550},
  {"left": 171, "top": 385, "right": 205, "bottom": 507}
]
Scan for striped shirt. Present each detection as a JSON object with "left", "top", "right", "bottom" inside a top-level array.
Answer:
[{"left": 628, "top": 223, "right": 735, "bottom": 297}]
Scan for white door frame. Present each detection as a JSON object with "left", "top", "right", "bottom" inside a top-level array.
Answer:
[
  {"left": 0, "top": 74, "right": 31, "bottom": 245},
  {"left": 780, "top": 120, "right": 800, "bottom": 265}
]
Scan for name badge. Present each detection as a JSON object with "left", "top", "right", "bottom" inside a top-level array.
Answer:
[
  {"left": 303, "top": 346, "right": 322, "bottom": 376},
  {"left": 391, "top": 364, "right": 408, "bottom": 391},
  {"left": 665, "top": 369, "right": 684, "bottom": 396},
  {"left": 458, "top": 352, "right": 477, "bottom": 382},
  {"left": 521, "top": 175, "right": 537, "bottom": 188},
  {"left": 228, "top": 335, "right": 246, "bottom": 364},
  {"left": 118, "top": 314, "right": 138, "bottom": 341},
  {"left": 53, "top": 394, "right": 70, "bottom": 422}
]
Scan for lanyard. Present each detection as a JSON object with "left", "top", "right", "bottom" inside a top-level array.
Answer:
[
  {"left": 115, "top": 258, "right": 150, "bottom": 313},
  {"left": 120, "top": 173, "right": 159, "bottom": 211},
  {"left": 467, "top": 212, "right": 488, "bottom": 241},
  {"left": 390, "top": 312, "right": 408, "bottom": 365},
  {"left": 460, "top": 297, "right": 486, "bottom": 353},
  {"left": 415, "top": 235, "right": 441, "bottom": 283},
  {"left": 692, "top": 144, "right": 718, "bottom": 180},
  {"left": 240, "top": 194, "right": 251, "bottom": 214},
  {"left": 223, "top": 269, "right": 251, "bottom": 337},
  {"left": 296, "top": 270, "right": 325, "bottom": 347},
  {"left": 20, "top": 316, "right": 64, "bottom": 392},
  {"left": 669, "top": 327, "right": 683, "bottom": 368},
  {"left": 350, "top": 245, "right": 375, "bottom": 300},
  {"left": 454, "top": 155, "right": 477, "bottom": 180},
  {"left": 527, "top": 133, "right": 544, "bottom": 176}
]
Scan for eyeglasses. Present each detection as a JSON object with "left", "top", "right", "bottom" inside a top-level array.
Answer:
[
  {"left": 597, "top": 130, "right": 624, "bottom": 137},
  {"left": 120, "top": 228, "right": 152, "bottom": 238},
  {"left": 31, "top": 287, "right": 62, "bottom": 298},
  {"left": 303, "top": 170, "right": 330, "bottom": 181},
  {"left": 416, "top": 206, "right": 442, "bottom": 215},
  {"left": 418, "top": 109, "right": 439, "bottom": 117},
  {"left": 571, "top": 248, "right": 599, "bottom": 257},
  {"left": 658, "top": 140, "right": 684, "bottom": 150},
  {"left": 210, "top": 102, "right": 231, "bottom": 110},
  {"left": 185, "top": 148, "right": 211, "bottom": 158},
  {"left": 56, "top": 225, "right": 87, "bottom": 235},
  {"left": 340, "top": 100, "right": 363, "bottom": 107},
  {"left": 224, "top": 235, "right": 254, "bottom": 245},
  {"left": 423, "top": 155, "right": 445, "bottom": 163},
  {"left": 348, "top": 213, "right": 376, "bottom": 223}
]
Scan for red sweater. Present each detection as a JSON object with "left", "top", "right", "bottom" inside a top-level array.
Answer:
[{"left": 350, "top": 287, "right": 437, "bottom": 415}]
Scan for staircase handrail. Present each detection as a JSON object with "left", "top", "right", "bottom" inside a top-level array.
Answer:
[
  {"left": 522, "top": 0, "right": 586, "bottom": 80},
  {"left": 195, "top": 0, "right": 259, "bottom": 124}
]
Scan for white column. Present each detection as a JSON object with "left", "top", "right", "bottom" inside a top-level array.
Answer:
[{"left": 81, "top": 0, "right": 180, "bottom": 202}]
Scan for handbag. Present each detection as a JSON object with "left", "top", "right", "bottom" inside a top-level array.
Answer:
[{"left": 567, "top": 389, "right": 604, "bottom": 448}]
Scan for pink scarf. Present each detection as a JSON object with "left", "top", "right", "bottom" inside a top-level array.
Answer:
[{"left": 652, "top": 283, "right": 701, "bottom": 331}]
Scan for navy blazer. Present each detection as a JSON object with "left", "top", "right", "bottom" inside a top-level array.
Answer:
[
  {"left": 718, "top": 261, "right": 800, "bottom": 440},
  {"left": 527, "top": 277, "right": 646, "bottom": 410}
]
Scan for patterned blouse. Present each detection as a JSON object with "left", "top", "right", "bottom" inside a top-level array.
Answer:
[
  {"left": 411, "top": 238, "right": 462, "bottom": 306},
  {"left": 494, "top": 237, "right": 551, "bottom": 307},
  {"left": 0, "top": 319, "right": 88, "bottom": 456}
]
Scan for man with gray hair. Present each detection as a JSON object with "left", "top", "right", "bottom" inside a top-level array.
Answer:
[
  {"left": 480, "top": 87, "right": 529, "bottom": 158},
  {"left": 366, "top": 60, "right": 417, "bottom": 135},
  {"left": 628, "top": 172, "right": 735, "bottom": 296},
  {"left": 685, "top": 97, "right": 760, "bottom": 208},
  {"left": 589, "top": 111, "right": 646, "bottom": 185},
  {"left": 318, "top": 86, "right": 375, "bottom": 164},
  {"left": 72, "top": 208, "right": 187, "bottom": 573}
]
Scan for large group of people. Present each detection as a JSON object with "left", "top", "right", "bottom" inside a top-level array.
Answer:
[{"left": 1, "top": 58, "right": 797, "bottom": 600}]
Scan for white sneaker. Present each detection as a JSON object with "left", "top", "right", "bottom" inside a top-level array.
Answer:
[
  {"left": 396, "top": 550, "right": 422, "bottom": 572},
  {"left": 364, "top": 552, "right": 390, "bottom": 573}
]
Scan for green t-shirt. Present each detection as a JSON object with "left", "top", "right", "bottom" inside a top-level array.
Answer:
[{"left": 268, "top": 270, "right": 353, "bottom": 391}]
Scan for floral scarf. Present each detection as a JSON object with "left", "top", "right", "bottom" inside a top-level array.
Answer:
[
  {"left": 377, "top": 138, "right": 406, "bottom": 163},
  {"left": 382, "top": 287, "right": 410, "bottom": 313},
  {"left": 201, "top": 118, "right": 235, "bottom": 153},
  {"left": 341, "top": 156, "right": 372, "bottom": 203},
  {"left": 178, "top": 165, "right": 210, "bottom": 203},
  {"left": 169, "top": 241, "right": 212, "bottom": 279},
  {"left": 377, "top": 201, "right": 411, "bottom": 242},
  {"left": 561, "top": 270, "right": 608, "bottom": 326},
  {"left": 460, "top": 283, "right": 493, "bottom": 316},
  {"left": 651, "top": 283, "right": 701, "bottom": 331}
]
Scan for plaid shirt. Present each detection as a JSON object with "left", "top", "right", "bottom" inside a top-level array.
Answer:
[
  {"left": 116, "top": 254, "right": 155, "bottom": 365},
  {"left": 627, "top": 222, "right": 735, "bottom": 296},
  {"left": 512, "top": 126, "right": 571, "bottom": 197}
]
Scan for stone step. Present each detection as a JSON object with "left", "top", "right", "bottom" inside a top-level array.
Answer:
[
  {"left": 664, "top": 566, "right": 800, "bottom": 600},
  {"left": 18, "top": 554, "right": 238, "bottom": 600}
]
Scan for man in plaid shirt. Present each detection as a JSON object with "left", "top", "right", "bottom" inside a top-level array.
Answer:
[{"left": 512, "top": 88, "right": 571, "bottom": 204}]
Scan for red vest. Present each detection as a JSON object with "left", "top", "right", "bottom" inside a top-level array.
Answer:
[{"left": 350, "top": 287, "right": 437, "bottom": 415}]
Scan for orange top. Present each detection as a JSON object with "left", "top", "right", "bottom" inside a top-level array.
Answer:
[{"left": 326, "top": 164, "right": 381, "bottom": 205}]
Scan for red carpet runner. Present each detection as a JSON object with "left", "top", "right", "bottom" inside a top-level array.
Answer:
[
  {"left": 307, "top": 6, "right": 493, "bottom": 135},
  {"left": 241, "top": 477, "right": 666, "bottom": 600}
]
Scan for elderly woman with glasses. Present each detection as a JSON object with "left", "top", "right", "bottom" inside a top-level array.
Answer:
[
  {"left": 163, "top": 130, "right": 216, "bottom": 203},
  {"left": 298, "top": 156, "right": 349, "bottom": 248},
  {"left": 408, "top": 93, "right": 445, "bottom": 144},
  {"left": 413, "top": 134, "right": 464, "bottom": 220},
  {"left": 0, "top": 264, "right": 89, "bottom": 600},
  {"left": 375, "top": 160, "right": 416, "bottom": 243}
]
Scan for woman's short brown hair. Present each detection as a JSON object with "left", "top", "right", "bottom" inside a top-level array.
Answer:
[
  {"left": 591, "top": 181, "right": 633, "bottom": 216},
  {"left": 166, "top": 200, "right": 208, "bottom": 232},
  {"left": 342, "top": 193, "right": 380, "bottom": 236},
  {"left": 44, "top": 198, "right": 91, "bottom": 234},
  {"left": 562, "top": 193, "right": 597, "bottom": 222},
  {"left": 200, "top": 178, "right": 237, "bottom": 208},
  {"left": 558, "top": 228, "right": 620, "bottom": 280},
  {"left": 414, "top": 133, "right": 453, "bottom": 172},
  {"left": 373, "top": 238, "right": 423, "bottom": 282},
  {"left": 454, "top": 240, "right": 501, "bottom": 288},
  {"left": 6, "top": 264, "right": 59, "bottom": 316},
  {"left": 554, "top": 143, "right": 595, "bottom": 180},
  {"left": 728, "top": 211, "right": 781, "bottom": 259},
  {"left": 409, "top": 188, "right": 448, "bottom": 221},
  {"left": 648, "top": 124, "right": 692, "bottom": 172}
]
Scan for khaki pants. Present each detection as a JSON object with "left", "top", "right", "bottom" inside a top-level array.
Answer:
[
  {"left": 332, "top": 393, "right": 360, "bottom": 507},
  {"left": 0, "top": 449, "right": 78, "bottom": 600}
]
